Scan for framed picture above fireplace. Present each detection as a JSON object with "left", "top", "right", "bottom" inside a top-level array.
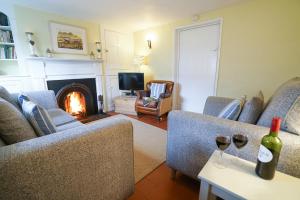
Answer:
[{"left": 49, "top": 22, "right": 88, "bottom": 55}]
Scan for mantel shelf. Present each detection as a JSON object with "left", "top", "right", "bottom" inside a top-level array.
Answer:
[{"left": 26, "top": 57, "right": 103, "bottom": 63}]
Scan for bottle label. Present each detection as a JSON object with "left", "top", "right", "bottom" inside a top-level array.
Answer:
[{"left": 257, "top": 145, "right": 273, "bottom": 163}]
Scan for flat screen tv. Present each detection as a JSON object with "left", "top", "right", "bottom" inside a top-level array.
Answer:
[{"left": 118, "top": 72, "right": 144, "bottom": 95}]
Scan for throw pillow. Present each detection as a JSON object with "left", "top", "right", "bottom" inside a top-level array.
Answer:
[
  {"left": 0, "top": 85, "right": 20, "bottom": 109},
  {"left": 22, "top": 100, "right": 57, "bottom": 136},
  {"left": 257, "top": 77, "right": 300, "bottom": 129},
  {"left": 218, "top": 96, "right": 246, "bottom": 120},
  {"left": 283, "top": 96, "right": 300, "bottom": 135},
  {"left": 0, "top": 97, "right": 36, "bottom": 144},
  {"left": 143, "top": 97, "right": 158, "bottom": 108},
  {"left": 17, "top": 94, "right": 30, "bottom": 106},
  {"left": 238, "top": 91, "right": 264, "bottom": 124},
  {"left": 150, "top": 83, "right": 166, "bottom": 99}
]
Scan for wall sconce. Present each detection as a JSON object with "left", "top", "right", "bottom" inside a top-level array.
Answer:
[
  {"left": 147, "top": 40, "right": 152, "bottom": 49},
  {"left": 133, "top": 55, "right": 149, "bottom": 72},
  {"left": 145, "top": 33, "right": 155, "bottom": 49},
  {"left": 133, "top": 55, "right": 148, "bottom": 66}
]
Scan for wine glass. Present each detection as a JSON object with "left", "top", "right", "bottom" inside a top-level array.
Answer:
[
  {"left": 215, "top": 135, "right": 231, "bottom": 168},
  {"left": 232, "top": 133, "right": 248, "bottom": 159}
]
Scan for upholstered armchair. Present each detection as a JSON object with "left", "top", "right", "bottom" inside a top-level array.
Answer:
[{"left": 135, "top": 80, "right": 174, "bottom": 121}]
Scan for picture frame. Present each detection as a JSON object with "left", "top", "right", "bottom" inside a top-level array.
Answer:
[{"left": 49, "top": 22, "right": 88, "bottom": 55}]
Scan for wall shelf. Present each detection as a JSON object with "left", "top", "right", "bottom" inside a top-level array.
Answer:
[
  {"left": 0, "top": 42, "right": 14, "bottom": 46},
  {"left": 0, "top": 26, "right": 11, "bottom": 31},
  {"left": 0, "top": 59, "right": 17, "bottom": 61}
]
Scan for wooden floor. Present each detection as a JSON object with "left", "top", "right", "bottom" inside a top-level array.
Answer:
[{"left": 108, "top": 112, "right": 199, "bottom": 200}]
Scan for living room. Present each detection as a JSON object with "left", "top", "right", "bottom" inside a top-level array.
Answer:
[{"left": 0, "top": 0, "right": 300, "bottom": 199}]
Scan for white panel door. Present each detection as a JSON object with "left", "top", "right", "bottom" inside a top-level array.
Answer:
[
  {"left": 177, "top": 22, "right": 220, "bottom": 113},
  {"left": 104, "top": 29, "right": 133, "bottom": 74}
]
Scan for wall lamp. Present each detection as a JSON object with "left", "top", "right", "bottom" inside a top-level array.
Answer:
[
  {"left": 147, "top": 40, "right": 152, "bottom": 49},
  {"left": 145, "top": 33, "right": 155, "bottom": 49}
]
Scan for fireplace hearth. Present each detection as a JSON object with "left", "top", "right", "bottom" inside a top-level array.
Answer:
[{"left": 47, "top": 78, "right": 98, "bottom": 119}]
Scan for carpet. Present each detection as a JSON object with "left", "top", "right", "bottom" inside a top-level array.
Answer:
[{"left": 108, "top": 114, "right": 167, "bottom": 183}]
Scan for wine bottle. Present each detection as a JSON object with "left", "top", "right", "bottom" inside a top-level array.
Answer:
[{"left": 255, "top": 117, "right": 282, "bottom": 180}]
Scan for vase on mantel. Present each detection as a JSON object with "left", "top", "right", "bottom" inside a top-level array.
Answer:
[{"left": 25, "top": 32, "right": 38, "bottom": 57}]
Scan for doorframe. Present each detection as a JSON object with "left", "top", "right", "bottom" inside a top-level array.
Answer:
[{"left": 173, "top": 18, "right": 223, "bottom": 110}]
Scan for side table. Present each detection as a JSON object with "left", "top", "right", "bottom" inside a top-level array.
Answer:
[{"left": 198, "top": 150, "right": 300, "bottom": 200}]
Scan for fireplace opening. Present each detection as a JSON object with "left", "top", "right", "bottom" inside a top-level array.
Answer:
[
  {"left": 47, "top": 78, "right": 98, "bottom": 120},
  {"left": 65, "top": 91, "right": 87, "bottom": 119}
]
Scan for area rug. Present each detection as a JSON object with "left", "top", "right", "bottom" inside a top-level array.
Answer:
[{"left": 108, "top": 114, "right": 167, "bottom": 183}]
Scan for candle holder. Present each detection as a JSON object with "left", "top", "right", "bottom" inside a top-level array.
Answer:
[
  {"left": 98, "top": 95, "right": 104, "bottom": 114},
  {"left": 95, "top": 42, "right": 102, "bottom": 59}
]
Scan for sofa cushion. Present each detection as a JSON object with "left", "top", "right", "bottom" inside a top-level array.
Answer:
[
  {"left": 238, "top": 91, "right": 264, "bottom": 124},
  {"left": 142, "top": 97, "right": 158, "bottom": 108},
  {"left": 56, "top": 121, "right": 83, "bottom": 132},
  {"left": 257, "top": 77, "right": 300, "bottom": 129},
  {"left": 282, "top": 96, "right": 300, "bottom": 135},
  {"left": 150, "top": 83, "right": 166, "bottom": 99},
  {"left": 17, "top": 94, "right": 30, "bottom": 105},
  {"left": 22, "top": 100, "right": 57, "bottom": 136},
  {"left": 0, "top": 85, "right": 20, "bottom": 109},
  {"left": 0, "top": 97, "right": 36, "bottom": 144},
  {"left": 47, "top": 108, "right": 77, "bottom": 126},
  {"left": 218, "top": 96, "right": 246, "bottom": 120},
  {"left": 203, "top": 96, "right": 234, "bottom": 117}
]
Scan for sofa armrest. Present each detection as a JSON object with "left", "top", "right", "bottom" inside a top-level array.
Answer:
[
  {"left": 167, "top": 111, "right": 300, "bottom": 179},
  {"left": 203, "top": 96, "right": 234, "bottom": 116},
  {"left": 24, "top": 90, "right": 59, "bottom": 109},
  {"left": 0, "top": 118, "right": 135, "bottom": 200},
  {"left": 157, "top": 96, "right": 173, "bottom": 116}
]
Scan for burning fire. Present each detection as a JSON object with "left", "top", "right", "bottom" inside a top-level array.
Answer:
[{"left": 65, "top": 92, "right": 87, "bottom": 118}]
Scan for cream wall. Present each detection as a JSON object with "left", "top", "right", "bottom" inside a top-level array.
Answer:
[
  {"left": 134, "top": 0, "right": 300, "bottom": 100},
  {"left": 0, "top": 4, "right": 101, "bottom": 75}
]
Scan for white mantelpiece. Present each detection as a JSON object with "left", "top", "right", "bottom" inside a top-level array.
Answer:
[
  {"left": 26, "top": 57, "right": 103, "bottom": 89},
  {"left": 26, "top": 57, "right": 104, "bottom": 110},
  {"left": 26, "top": 57, "right": 102, "bottom": 63}
]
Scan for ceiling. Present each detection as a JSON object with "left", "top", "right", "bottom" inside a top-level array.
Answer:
[{"left": 11, "top": 0, "right": 246, "bottom": 31}]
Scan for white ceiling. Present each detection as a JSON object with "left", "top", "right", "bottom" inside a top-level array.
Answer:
[{"left": 11, "top": 0, "right": 246, "bottom": 31}]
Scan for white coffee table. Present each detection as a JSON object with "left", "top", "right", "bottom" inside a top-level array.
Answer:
[{"left": 198, "top": 150, "right": 300, "bottom": 200}]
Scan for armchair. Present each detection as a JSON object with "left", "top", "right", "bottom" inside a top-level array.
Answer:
[{"left": 135, "top": 80, "right": 174, "bottom": 121}]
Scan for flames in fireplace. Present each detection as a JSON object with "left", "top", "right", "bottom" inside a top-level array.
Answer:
[{"left": 65, "top": 91, "right": 87, "bottom": 118}]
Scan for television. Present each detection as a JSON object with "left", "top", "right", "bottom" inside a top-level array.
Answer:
[{"left": 118, "top": 72, "right": 144, "bottom": 95}]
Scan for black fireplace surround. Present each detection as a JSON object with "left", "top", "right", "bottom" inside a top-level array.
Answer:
[{"left": 47, "top": 78, "right": 98, "bottom": 117}]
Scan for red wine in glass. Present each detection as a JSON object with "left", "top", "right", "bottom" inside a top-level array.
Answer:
[
  {"left": 232, "top": 134, "right": 248, "bottom": 159},
  {"left": 233, "top": 134, "right": 248, "bottom": 149},
  {"left": 216, "top": 136, "right": 231, "bottom": 150},
  {"left": 215, "top": 135, "right": 231, "bottom": 167}
]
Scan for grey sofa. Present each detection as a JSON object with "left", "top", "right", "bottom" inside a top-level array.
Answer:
[
  {"left": 0, "top": 90, "right": 135, "bottom": 200},
  {"left": 167, "top": 79, "right": 300, "bottom": 180}
]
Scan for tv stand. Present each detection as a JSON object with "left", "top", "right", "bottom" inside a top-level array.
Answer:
[
  {"left": 114, "top": 96, "right": 137, "bottom": 116},
  {"left": 123, "top": 90, "right": 136, "bottom": 96}
]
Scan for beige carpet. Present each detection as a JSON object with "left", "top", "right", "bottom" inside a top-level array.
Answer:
[{"left": 109, "top": 114, "right": 167, "bottom": 183}]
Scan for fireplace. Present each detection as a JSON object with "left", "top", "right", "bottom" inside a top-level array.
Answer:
[{"left": 47, "top": 78, "right": 98, "bottom": 119}]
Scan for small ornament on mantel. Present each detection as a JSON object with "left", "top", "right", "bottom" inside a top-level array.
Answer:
[
  {"left": 46, "top": 48, "right": 53, "bottom": 58},
  {"left": 25, "top": 32, "right": 38, "bottom": 57},
  {"left": 90, "top": 51, "right": 95, "bottom": 60},
  {"left": 95, "top": 41, "right": 102, "bottom": 59}
]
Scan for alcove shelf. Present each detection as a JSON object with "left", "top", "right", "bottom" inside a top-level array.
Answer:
[{"left": 0, "top": 12, "right": 17, "bottom": 60}]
